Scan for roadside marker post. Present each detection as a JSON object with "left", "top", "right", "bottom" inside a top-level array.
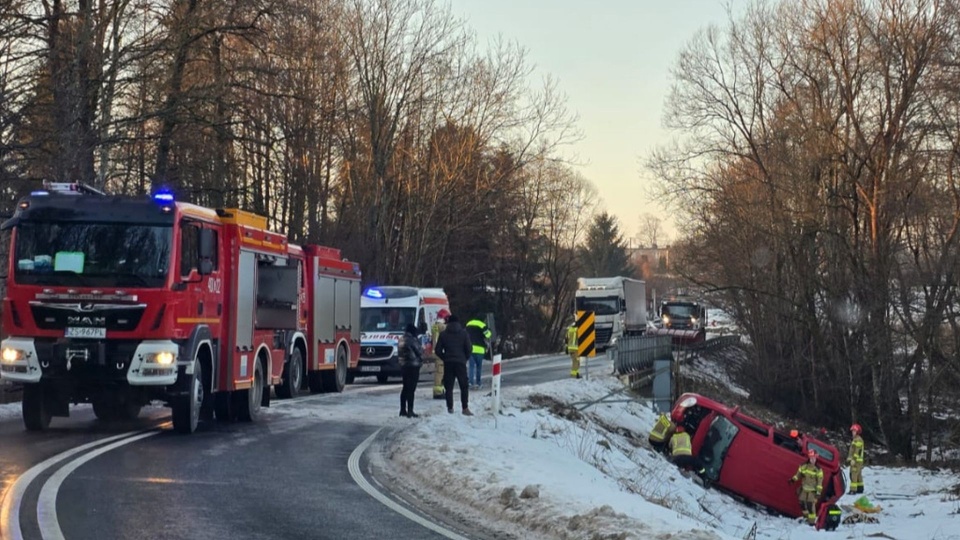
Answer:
[
  {"left": 576, "top": 310, "right": 596, "bottom": 380},
  {"left": 491, "top": 354, "right": 502, "bottom": 418}
]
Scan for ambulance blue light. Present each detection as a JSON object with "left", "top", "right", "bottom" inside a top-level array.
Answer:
[
  {"left": 153, "top": 191, "right": 175, "bottom": 203},
  {"left": 363, "top": 288, "right": 383, "bottom": 299},
  {"left": 31, "top": 190, "right": 49, "bottom": 196}
]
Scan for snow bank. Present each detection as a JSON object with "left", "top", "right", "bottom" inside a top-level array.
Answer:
[{"left": 385, "top": 362, "right": 960, "bottom": 540}]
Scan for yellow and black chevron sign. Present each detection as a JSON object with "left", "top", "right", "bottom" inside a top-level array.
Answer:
[{"left": 576, "top": 310, "right": 596, "bottom": 357}]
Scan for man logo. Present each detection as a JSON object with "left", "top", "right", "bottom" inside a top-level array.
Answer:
[
  {"left": 67, "top": 315, "right": 106, "bottom": 326},
  {"left": 78, "top": 302, "right": 96, "bottom": 312}
]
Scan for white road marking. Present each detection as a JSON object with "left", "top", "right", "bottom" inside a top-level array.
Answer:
[
  {"left": 37, "top": 430, "right": 160, "bottom": 540},
  {"left": 348, "top": 428, "right": 470, "bottom": 540},
  {"left": 0, "top": 430, "right": 148, "bottom": 540}
]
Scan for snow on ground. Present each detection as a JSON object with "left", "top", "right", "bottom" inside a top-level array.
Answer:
[
  {"left": 0, "top": 400, "right": 22, "bottom": 421},
  {"left": 386, "top": 356, "right": 960, "bottom": 540},
  {"left": 3, "top": 351, "right": 958, "bottom": 540}
]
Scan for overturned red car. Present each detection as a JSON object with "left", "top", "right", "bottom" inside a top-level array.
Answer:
[{"left": 670, "top": 393, "right": 846, "bottom": 518}]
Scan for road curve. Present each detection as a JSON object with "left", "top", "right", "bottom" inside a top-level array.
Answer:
[{"left": 0, "top": 353, "right": 581, "bottom": 539}]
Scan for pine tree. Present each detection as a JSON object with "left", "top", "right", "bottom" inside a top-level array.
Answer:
[{"left": 579, "top": 211, "right": 636, "bottom": 277}]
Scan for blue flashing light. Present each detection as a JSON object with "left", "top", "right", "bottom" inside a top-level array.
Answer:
[
  {"left": 363, "top": 288, "right": 383, "bottom": 299},
  {"left": 153, "top": 190, "right": 175, "bottom": 203},
  {"left": 31, "top": 190, "right": 49, "bottom": 196}
]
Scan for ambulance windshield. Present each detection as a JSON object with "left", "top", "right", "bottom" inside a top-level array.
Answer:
[
  {"left": 361, "top": 307, "right": 416, "bottom": 332},
  {"left": 13, "top": 221, "right": 172, "bottom": 288}
]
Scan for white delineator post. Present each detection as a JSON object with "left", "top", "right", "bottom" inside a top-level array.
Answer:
[{"left": 491, "top": 354, "right": 502, "bottom": 416}]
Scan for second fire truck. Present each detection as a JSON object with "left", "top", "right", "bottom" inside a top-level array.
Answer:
[{"left": 0, "top": 183, "right": 361, "bottom": 433}]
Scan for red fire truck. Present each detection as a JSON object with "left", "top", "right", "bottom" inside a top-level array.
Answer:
[{"left": 0, "top": 183, "right": 361, "bottom": 433}]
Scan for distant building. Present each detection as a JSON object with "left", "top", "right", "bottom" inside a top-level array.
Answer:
[{"left": 628, "top": 244, "right": 670, "bottom": 278}]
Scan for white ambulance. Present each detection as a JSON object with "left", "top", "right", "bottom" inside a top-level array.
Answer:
[{"left": 350, "top": 286, "right": 450, "bottom": 383}]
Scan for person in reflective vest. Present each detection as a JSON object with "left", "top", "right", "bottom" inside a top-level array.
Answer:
[
  {"left": 431, "top": 310, "right": 449, "bottom": 399},
  {"left": 847, "top": 423, "right": 865, "bottom": 494},
  {"left": 648, "top": 413, "right": 676, "bottom": 455},
  {"left": 669, "top": 426, "right": 704, "bottom": 474},
  {"left": 790, "top": 449, "right": 824, "bottom": 525},
  {"left": 465, "top": 318, "right": 492, "bottom": 390},
  {"left": 566, "top": 319, "right": 580, "bottom": 378}
]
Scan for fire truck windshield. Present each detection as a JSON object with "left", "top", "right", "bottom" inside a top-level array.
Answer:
[
  {"left": 361, "top": 307, "right": 416, "bottom": 332},
  {"left": 13, "top": 221, "right": 172, "bottom": 288}
]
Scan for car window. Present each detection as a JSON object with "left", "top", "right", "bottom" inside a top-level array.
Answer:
[
  {"left": 736, "top": 416, "right": 769, "bottom": 437},
  {"left": 807, "top": 441, "right": 835, "bottom": 463},
  {"left": 698, "top": 415, "right": 739, "bottom": 481}
]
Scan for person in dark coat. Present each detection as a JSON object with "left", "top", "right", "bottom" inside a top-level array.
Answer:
[
  {"left": 398, "top": 323, "right": 424, "bottom": 418},
  {"left": 434, "top": 314, "right": 473, "bottom": 415}
]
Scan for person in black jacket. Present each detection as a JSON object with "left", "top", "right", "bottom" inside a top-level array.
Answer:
[
  {"left": 434, "top": 314, "right": 473, "bottom": 415},
  {"left": 398, "top": 323, "right": 424, "bottom": 418}
]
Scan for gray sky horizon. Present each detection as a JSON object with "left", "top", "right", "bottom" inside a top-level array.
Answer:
[{"left": 449, "top": 0, "right": 744, "bottom": 247}]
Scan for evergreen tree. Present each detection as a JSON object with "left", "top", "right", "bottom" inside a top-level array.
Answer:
[{"left": 579, "top": 211, "right": 636, "bottom": 277}]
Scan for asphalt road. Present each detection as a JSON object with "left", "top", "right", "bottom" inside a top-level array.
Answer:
[{"left": 0, "top": 352, "right": 605, "bottom": 540}]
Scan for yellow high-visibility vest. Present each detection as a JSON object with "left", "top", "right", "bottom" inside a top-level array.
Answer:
[{"left": 670, "top": 432, "right": 692, "bottom": 457}]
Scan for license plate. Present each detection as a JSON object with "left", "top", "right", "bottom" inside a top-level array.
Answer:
[
  {"left": 65, "top": 327, "right": 106, "bottom": 339},
  {"left": 360, "top": 365, "right": 381, "bottom": 372}
]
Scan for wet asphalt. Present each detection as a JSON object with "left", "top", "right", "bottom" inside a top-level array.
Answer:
[{"left": 0, "top": 353, "right": 598, "bottom": 540}]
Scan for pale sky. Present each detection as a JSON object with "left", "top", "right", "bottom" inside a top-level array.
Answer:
[{"left": 448, "top": 1, "right": 744, "bottom": 246}]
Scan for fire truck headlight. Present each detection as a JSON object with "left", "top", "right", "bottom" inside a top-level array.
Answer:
[
  {"left": 146, "top": 351, "right": 176, "bottom": 365},
  {"left": 2, "top": 347, "right": 24, "bottom": 363}
]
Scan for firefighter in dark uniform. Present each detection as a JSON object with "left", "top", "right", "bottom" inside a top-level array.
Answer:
[{"left": 790, "top": 449, "right": 824, "bottom": 525}]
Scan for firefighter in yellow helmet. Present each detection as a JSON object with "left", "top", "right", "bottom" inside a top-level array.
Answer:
[
  {"left": 648, "top": 412, "right": 676, "bottom": 456},
  {"left": 847, "top": 423, "right": 865, "bottom": 494},
  {"left": 669, "top": 425, "right": 706, "bottom": 474},
  {"left": 566, "top": 317, "right": 580, "bottom": 378},
  {"left": 790, "top": 449, "right": 824, "bottom": 525},
  {"left": 431, "top": 309, "right": 450, "bottom": 399}
]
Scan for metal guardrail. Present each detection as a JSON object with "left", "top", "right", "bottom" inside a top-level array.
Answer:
[
  {"left": 681, "top": 334, "right": 742, "bottom": 354},
  {"left": 612, "top": 334, "right": 673, "bottom": 375}
]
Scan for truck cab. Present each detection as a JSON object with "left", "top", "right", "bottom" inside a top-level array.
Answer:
[
  {"left": 574, "top": 276, "right": 646, "bottom": 350},
  {"left": 652, "top": 295, "right": 707, "bottom": 344}
]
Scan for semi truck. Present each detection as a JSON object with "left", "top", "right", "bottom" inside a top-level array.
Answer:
[
  {"left": 574, "top": 276, "right": 646, "bottom": 351},
  {"left": 649, "top": 294, "right": 708, "bottom": 344},
  {"left": 0, "top": 182, "right": 361, "bottom": 433}
]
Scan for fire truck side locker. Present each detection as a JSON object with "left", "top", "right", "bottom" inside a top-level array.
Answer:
[{"left": 305, "top": 246, "right": 361, "bottom": 393}]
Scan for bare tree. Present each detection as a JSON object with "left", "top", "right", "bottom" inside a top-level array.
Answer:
[
  {"left": 637, "top": 212, "right": 663, "bottom": 248},
  {"left": 650, "top": 0, "right": 960, "bottom": 458}
]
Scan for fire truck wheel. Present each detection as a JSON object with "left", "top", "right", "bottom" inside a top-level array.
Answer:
[
  {"left": 320, "top": 346, "right": 347, "bottom": 393},
  {"left": 277, "top": 347, "right": 304, "bottom": 399},
  {"left": 237, "top": 358, "right": 264, "bottom": 422},
  {"left": 172, "top": 359, "right": 203, "bottom": 434},
  {"left": 22, "top": 384, "right": 51, "bottom": 431}
]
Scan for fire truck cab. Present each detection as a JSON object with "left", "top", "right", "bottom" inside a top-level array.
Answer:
[
  {"left": 0, "top": 183, "right": 360, "bottom": 433},
  {"left": 353, "top": 286, "right": 449, "bottom": 383}
]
